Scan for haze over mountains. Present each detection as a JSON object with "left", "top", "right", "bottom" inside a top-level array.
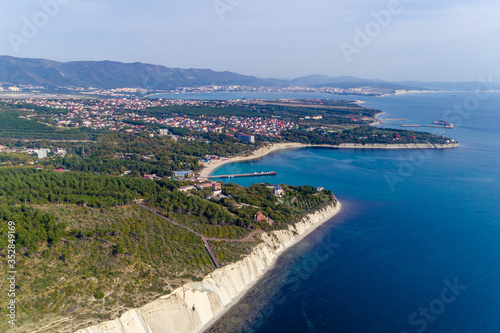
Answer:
[{"left": 0, "top": 55, "right": 498, "bottom": 92}]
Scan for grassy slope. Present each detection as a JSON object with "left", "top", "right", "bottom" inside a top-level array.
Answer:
[{"left": 1, "top": 204, "right": 219, "bottom": 332}]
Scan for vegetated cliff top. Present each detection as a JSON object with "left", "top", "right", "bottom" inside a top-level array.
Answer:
[{"left": 0, "top": 166, "right": 335, "bottom": 332}]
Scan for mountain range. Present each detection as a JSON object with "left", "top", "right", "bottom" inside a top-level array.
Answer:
[{"left": 1, "top": 55, "right": 498, "bottom": 92}]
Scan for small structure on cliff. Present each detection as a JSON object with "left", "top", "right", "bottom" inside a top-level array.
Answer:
[{"left": 254, "top": 211, "right": 273, "bottom": 225}]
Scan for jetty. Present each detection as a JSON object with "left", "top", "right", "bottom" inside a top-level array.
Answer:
[{"left": 208, "top": 171, "right": 277, "bottom": 179}]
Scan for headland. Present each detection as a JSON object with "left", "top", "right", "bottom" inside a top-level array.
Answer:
[{"left": 76, "top": 201, "right": 341, "bottom": 333}]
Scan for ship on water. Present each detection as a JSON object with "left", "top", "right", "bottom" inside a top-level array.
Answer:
[
  {"left": 433, "top": 119, "right": 450, "bottom": 126},
  {"left": 430, "top": 119, "right": 455, "bottom": 128}
]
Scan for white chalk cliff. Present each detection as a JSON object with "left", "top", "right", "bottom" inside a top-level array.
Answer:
[{"left": 76, "top": 201, "right": 341, "bottom": 333}]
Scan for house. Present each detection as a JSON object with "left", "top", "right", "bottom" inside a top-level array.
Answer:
[
  {"left": 254, "top": 211, "right": 267, "bottom": 222},
  {"left": 206, "top": 190, "right": 226, "bottom": 201},
  {"left": 54, "top": 148, "right": 67, "bottom": 157},
  {"left": 317, "top": 187, "right": 325, "bottom": 192},
  {"left": 273, "top": 185, "right": 284, "bottom": 197},
  {"left": 197, "top": 182, "right": 213, "bottom": 189},
  {"left": 267, "top": 185, "right": 285, "bottom": 197},
  {"left": 143, "top": 174, "right": 161, "bottom": 180},
  {"left": 212, "top": 182, "right": 222, "bottom": 190},
  {"left": 174, "top": 170, "right": 194, "bottom": 179},
  {"left": 254, "top": 211, "right": 274, "bottom": 225},
  {"left": 178, "top": 185, "right": 195, "bottom": 192}
]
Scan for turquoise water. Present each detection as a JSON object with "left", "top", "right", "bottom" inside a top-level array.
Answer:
[{"left": 206, "top": 92, "right": 500, "bottom": 332}]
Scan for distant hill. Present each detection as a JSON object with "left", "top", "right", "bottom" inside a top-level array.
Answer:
[
  {"left": 290, "top": 75, "right": 425, "bottom": 91},
  {"left": 1, "top": 55, "right": 499, "bottom": 92},
  {"left": 396, "top": 80, "right": 500, "bottom": 91},
  {"left": 289, "top": 74, "right": 500, "bottom": 91},
  {"left": 311, "top": 81, "right": 424, "bottom": 91},
  {"left": 0, "top": 55, "right": 271, "bottom": 90}
]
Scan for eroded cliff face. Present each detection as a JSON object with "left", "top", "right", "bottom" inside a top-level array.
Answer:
[{"left": 76, "top": 201, "right": 341, "bottom": 333}]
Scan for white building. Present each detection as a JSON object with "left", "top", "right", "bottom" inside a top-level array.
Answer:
[{"left": 37, "top": 149, "right": 50, "bottom": 159}]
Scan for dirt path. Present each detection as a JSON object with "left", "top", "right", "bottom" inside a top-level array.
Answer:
[
  {"left": 208, "top": 229, "right": 262, "bottom": 243},
  {"left": 136, "top": 203, "right": 262, "bottom": 269}
]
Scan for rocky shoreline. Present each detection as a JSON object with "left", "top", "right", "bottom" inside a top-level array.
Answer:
[{"left": 76, "top": 201, "right": 341, "bottom": 333}]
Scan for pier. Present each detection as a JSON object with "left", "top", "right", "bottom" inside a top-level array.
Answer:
[
  {"left": 208, "top": 171, "right": 277, "bottom": 179},
  {"left": 380, "top": 118, "right": 408, "bottom": 121}
]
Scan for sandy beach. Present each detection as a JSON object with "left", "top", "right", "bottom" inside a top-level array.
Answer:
[
  {"left": 199, "top": 143, "right": 309, "bottom": 178},
  {"left": 199, "top": 141, "right": 459, "bottom": 178}
]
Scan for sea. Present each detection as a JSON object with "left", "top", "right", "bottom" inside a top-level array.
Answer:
[{"left": 155, "top": 91, "right": 500, "bottom": 332}]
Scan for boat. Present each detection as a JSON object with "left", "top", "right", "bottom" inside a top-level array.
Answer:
[{"left": 433, "top": 119, "right": 450, "bottom": 126}]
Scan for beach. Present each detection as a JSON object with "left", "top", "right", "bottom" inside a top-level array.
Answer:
[
  {"left": 199, "top": 141, "right": 459, "bottom": 178},
  {"left": 199, "top": 143, "right": 309, "bottom": 178}
]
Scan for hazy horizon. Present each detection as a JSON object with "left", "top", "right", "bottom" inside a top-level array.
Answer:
[{"left": 1, "top": 0, "right": 499, "bottom": 82}]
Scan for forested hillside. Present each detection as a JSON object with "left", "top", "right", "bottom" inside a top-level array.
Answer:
[{"left": 0, "top": 167, "right": 335, "bottom": 332}]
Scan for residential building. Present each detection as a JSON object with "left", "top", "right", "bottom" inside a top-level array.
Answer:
[
  {"left": 254, "top": 211, "right": 267, "bottom": 222},
  {"left": 267, "top": 185, "right": 285, "bottom": 197},
  {"left": 174, "top": 170, "right": 194, "bottom": 179},
  {"left": 179, "top": 185, "right": 195, "bottom": 192},
  {"left": 37, "top": 149, "right": 50, "bottom": 159},
  {"left": 236, "top": 133, "right": 255, "bottom": 144}
]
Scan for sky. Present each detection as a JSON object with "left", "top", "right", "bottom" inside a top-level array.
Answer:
[{"left": 1, "top": 0, "right": 499, "bottom": 82}]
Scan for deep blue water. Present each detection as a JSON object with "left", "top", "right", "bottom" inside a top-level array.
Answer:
[{"left": 206, "top": 92, "right": 500, "bottom": 333}]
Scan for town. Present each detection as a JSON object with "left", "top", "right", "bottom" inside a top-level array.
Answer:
[
  {"left": 0, "top": 82, "right": 392, "bottom": 98},
  {"left": 4, "top": 98, "right": 297, "bottom": 137}
]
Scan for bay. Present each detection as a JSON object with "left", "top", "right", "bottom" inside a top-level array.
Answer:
[{"left": 205, "top": 92, "right": 500, "bottom": 333}]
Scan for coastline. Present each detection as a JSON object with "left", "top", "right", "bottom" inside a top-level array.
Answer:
[
  {"left": 199, "top": 141, "right": 459, "bottom": 178},
  {"left": 199, "top": 201, "right": 341, "bottom": 333},
  {"left": 76, "top": 201, "right": 341, "bottom": 333}
]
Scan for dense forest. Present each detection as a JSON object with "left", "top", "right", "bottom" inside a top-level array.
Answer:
[
  {"left": 0, "top": 110, "right": 96, "bottom": 141},
  {"left": 0, "top": 166, "right": 335, "bottom": 332},
  {"left": 282, "top": 126, "right": 450, "bottom": 145}
]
